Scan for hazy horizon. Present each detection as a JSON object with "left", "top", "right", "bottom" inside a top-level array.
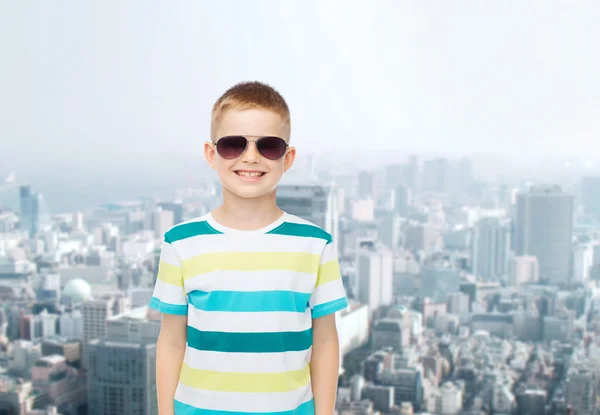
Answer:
[
  {"left": 2, "top": 1, "right": 600, "bottom": 170},
  {"left": 2, "top": 1, "right": 600, "bottom": 212}
]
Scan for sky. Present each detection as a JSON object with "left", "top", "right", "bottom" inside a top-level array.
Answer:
[{"left": 1, "top": 1, "right": 599, "bottom": 193}]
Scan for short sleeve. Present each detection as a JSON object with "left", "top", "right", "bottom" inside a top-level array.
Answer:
[
  {"left": 309, "top": 238, "right": 349, "bottom": 319},
  {"left": 149, "top": 235, "right": 188, "bottom": 315}
]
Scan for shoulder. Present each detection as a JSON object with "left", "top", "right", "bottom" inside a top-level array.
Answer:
[
  {"left": 276, "top": 213, "right": 333, "bottom": 245},
  {"left": 163, "top": 213, "right": 218, "bottom": 244}
]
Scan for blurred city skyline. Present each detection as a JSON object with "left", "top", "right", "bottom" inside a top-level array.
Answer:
[{"left": 2, "top": 1, "right": 600, "bottom": 176}]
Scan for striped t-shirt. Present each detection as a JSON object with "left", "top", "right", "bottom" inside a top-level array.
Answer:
[{"left": 149, "top": 211, "right": 349, "bottom": 415}]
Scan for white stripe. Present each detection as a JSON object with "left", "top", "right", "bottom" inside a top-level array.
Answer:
[
  {"left": 174, "top": 233, "right": 324, "bottom": 260},
  {"left": 320, "top": 242, "right": 338, "bottom": 264},
  {"left": 153, "top": 278, "right": 187, "bottom": 305},
  {"left": 183, "top": 348, "right": 311, "bottom": 373},
  {"left": 175, "top": 382, "right": 313, "bottom": 412},
  {"left": 184, "top": 270, "right": 317, "bottom": 294},
  {"left": 309, "top": 279, "right": 346, "bottom": 309},
  {"left": 187, "top": 308, "right": 312, "bottom": 333},
  {"left": 159, "top": 240, "right": 181, "bottom": 266}
]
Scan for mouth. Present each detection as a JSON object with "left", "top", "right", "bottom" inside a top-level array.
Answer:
[{"left": 234, "top": 170, "right": 267, "bottom": 182}]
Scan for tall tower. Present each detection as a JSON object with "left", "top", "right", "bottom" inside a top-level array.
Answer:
[
  {"left": 471, "top": 217, "right": 510, "bottom": 281},
  {"left": 515, "top": 185, "right": 574, "bottom": 285},
  {"left": 276, "top": 178, "right": 340, "bottom": 252}
]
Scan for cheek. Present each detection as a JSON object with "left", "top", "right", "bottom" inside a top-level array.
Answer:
[{"left": 215, "top": 160, "right": 235, "bottom": 177}]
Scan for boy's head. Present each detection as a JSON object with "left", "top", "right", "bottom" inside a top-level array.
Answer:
[{"left": 205, "top": 81, "right": 296, "bottom": 200}]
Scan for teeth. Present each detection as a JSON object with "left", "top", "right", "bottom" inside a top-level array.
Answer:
[{"left": 237, "top": 171, "right": 263, "bottom": 177}]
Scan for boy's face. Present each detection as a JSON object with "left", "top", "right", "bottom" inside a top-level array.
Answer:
[{"left": 205, "top": 108, "right": 296, "bottom": 200}]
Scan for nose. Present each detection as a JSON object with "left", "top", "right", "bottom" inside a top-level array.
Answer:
[{"left": 241, "top": 140, "right": 260, "bottom": 163}]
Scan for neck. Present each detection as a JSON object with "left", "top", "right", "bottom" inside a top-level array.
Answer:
[{"left": 213, "top": 185, "right": 283, "bottom": 230}]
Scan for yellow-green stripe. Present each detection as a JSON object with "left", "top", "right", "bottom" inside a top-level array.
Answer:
[
  {"left": 157, "top": 261, "right": 183, "bottom": 286},
  {"left": 182, "top": 252, "right": 320, "bottom": 279},
  {"left": 179, "top": 363, "right": 310, "bottom": 393},
  {"left": 316, "top": 259, "right": 341, "bottom": 287}
]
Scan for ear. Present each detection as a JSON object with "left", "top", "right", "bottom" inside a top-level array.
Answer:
[
  {"left": 283, "top": 146, "right": 296, "bottom": 173},
  {"left": 204, "top": 141, "right": 217, "bottom": 170}
]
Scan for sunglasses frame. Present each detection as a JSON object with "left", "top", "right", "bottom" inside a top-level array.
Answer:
[{"left": 211, "top": 135, "right": 289, "bottom": 160}]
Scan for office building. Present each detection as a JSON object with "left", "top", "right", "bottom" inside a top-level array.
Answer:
[
  {"left": 515, "top": 185, "right": 574, "bottom": 284},
  {"left": 72, "top": 212, "right": 84, "bottom": 231},
  {"left": 372, "top": 319, "right": 410, "bottom": 351},
  {"left": 419, "top": 266, "right": 461, "bottom": 302},
  {"left": 507, "top": 256, "right": 539, "bottom": 286},
  {"left": 30, "top": 355, "right": 87, "bottom": 413},
  {"left": 404, "top": 223, "right": 438, "bottom": 257},
  {"left": 394, "top": 185, "right": 412, "bottom": 216},
  {"left": 471, "top": 217, "right": 510, "bottom": 281},
  {"left": 516, "top": 389, "right": 546, "bottom": 415},
  {"left": 157, "top": 201, "right": 184, "bottom": 225},
  {"left": 379, "top": 368, "right": 424, "bottom": 411},
  {"left": 10, "top": 340, "right": 42, "bottom": 377},
  {"left": 42, "top": 338, "right": 82, "bottom": 367},
  {"left": 358, "top": 171, "right": 375, "bottom": 200},
  {"left": 436, "top": 382, "right": 463, "bottom": 415},
  {"left": 582, "top": 176, "right": 600, "bottom": 215},
  {"left": 543, "top": 310, "right": 574, "bottom": 342},
  {"left": 422, "top": 158, "right": 456, "bottom": 193},
  {"left": 378, "top": 213, "right": 401, "bottom": 249},
  {"left": 87, "top": 307, "right": 161, "bottom": 415},
  {"left": 82, "top": 294, "right": 130, "bottom": 343},
  {"left": 276, "top": 181, "right": 340, "bottom": 253},
  {"left": 356, "top": 245, "right": 393, "bottom": 315},
  {"left": 572, "top": 243, "right": 593, "bottom": 282},
  {"left": 60, "top": 310, "right": 84, "bottom": 340},
  {"left": 19, "top": 185, "right": 50, "bottom": 238},
  {"left": 362, "top": 385, "right": 394, "bottom": 413},
  {"left": 566, "top": 366, "right": 596, "bottom": 415},
  {"left": 447, "top": 292, "right": 470, "bottom": 317},
  {"left": 152, "top": 208, "right": 174, "bottom": 239}
]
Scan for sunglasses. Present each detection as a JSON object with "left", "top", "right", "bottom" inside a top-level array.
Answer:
[{"left": 212, "top": 136, "right": 289, "bottom": 161}]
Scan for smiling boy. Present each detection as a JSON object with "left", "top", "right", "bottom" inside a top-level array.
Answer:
[{"left": 150, "top": 81, "right": 348, "bottom": 415}]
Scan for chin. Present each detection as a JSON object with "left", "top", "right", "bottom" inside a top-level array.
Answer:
[{"left": 223, "top": 182, "right": 276, "bottom": 199}]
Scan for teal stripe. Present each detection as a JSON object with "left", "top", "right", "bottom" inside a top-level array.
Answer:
[
  {"left": 267, "top": 222, "right": 332, "bottom": 244},
  {"left": 188, "top": 290, "right": 310, "bottom": 312},
  {"left": 149, "top": 297, "right": 188, "bottom": 315},
  {"left": 174, "top": 399, "right": 314, "bottom": 415},
  {"left": 312, "top": 297, "right": 348, "bottom": 319},
  {"left": 187, "top": 326, "right": 312, "bottom": 353},
  {"left": 165, "top": 221, "right": 223, "bottom": 243}
]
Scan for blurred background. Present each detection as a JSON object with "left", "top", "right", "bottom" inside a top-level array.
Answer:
[{"left": 1, "top": 1, "right": 600, "bottom": 414}]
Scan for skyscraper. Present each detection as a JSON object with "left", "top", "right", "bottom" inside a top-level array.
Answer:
[
  {"left": 582, "top": 176, "right": 600, "bottom": 215},
  {"left": 566, "top": 366, "right": 596, "bottom": 415},
  {"left": 471, "top": 217, "right": 510, "bottom": 282},
  {"left": 19, "top": 185, "right": 50, "bottom": 238},
  {"left": 515, "top": 185, "right": 574, "bottom": 285},
  {"left": 422, "top": 158, "right": 454, "bottom": 193},
  {"left": 358, "top": 171, "right": 375, "bottom": 200},
  {"left": 394, "top": 185, "right": 412, "bottom": 216},
  {"left": 356, "top": 245, "right": 393, "bottom": 316},
  {"left": 276, "top": 181, "right": 339, "bottom": 253},
  {"left": 87, "top": 307, "right": 161, "bottom": 415}
]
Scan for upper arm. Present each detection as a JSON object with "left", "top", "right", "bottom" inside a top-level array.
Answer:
[
  {"left": 158, "top": 313, "right": 188, "bottom": 346},
  {"left": 312, "top": 313, "right": 338, "bottom": 343},
  {"left": 150, "top": 234, "right": 189, "bottom": 315},
  {"left": 309, "top": 237, "right": 349, "bottom": 319}
]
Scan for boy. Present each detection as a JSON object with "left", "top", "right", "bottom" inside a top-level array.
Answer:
[{"left": 150, "top": 81, "right": 348, "bottom": 415}]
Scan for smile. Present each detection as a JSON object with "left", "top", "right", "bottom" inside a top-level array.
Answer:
[{"left": 234, "top": 170, "right": 266, "bottom": 182}]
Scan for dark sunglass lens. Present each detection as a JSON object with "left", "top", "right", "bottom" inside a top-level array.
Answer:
[
  {"left": 257, "top": 137, "right": 287, "bottom": 160},
  {"left": 217, "top": 136, "right": 247, "bottom": 159}
]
